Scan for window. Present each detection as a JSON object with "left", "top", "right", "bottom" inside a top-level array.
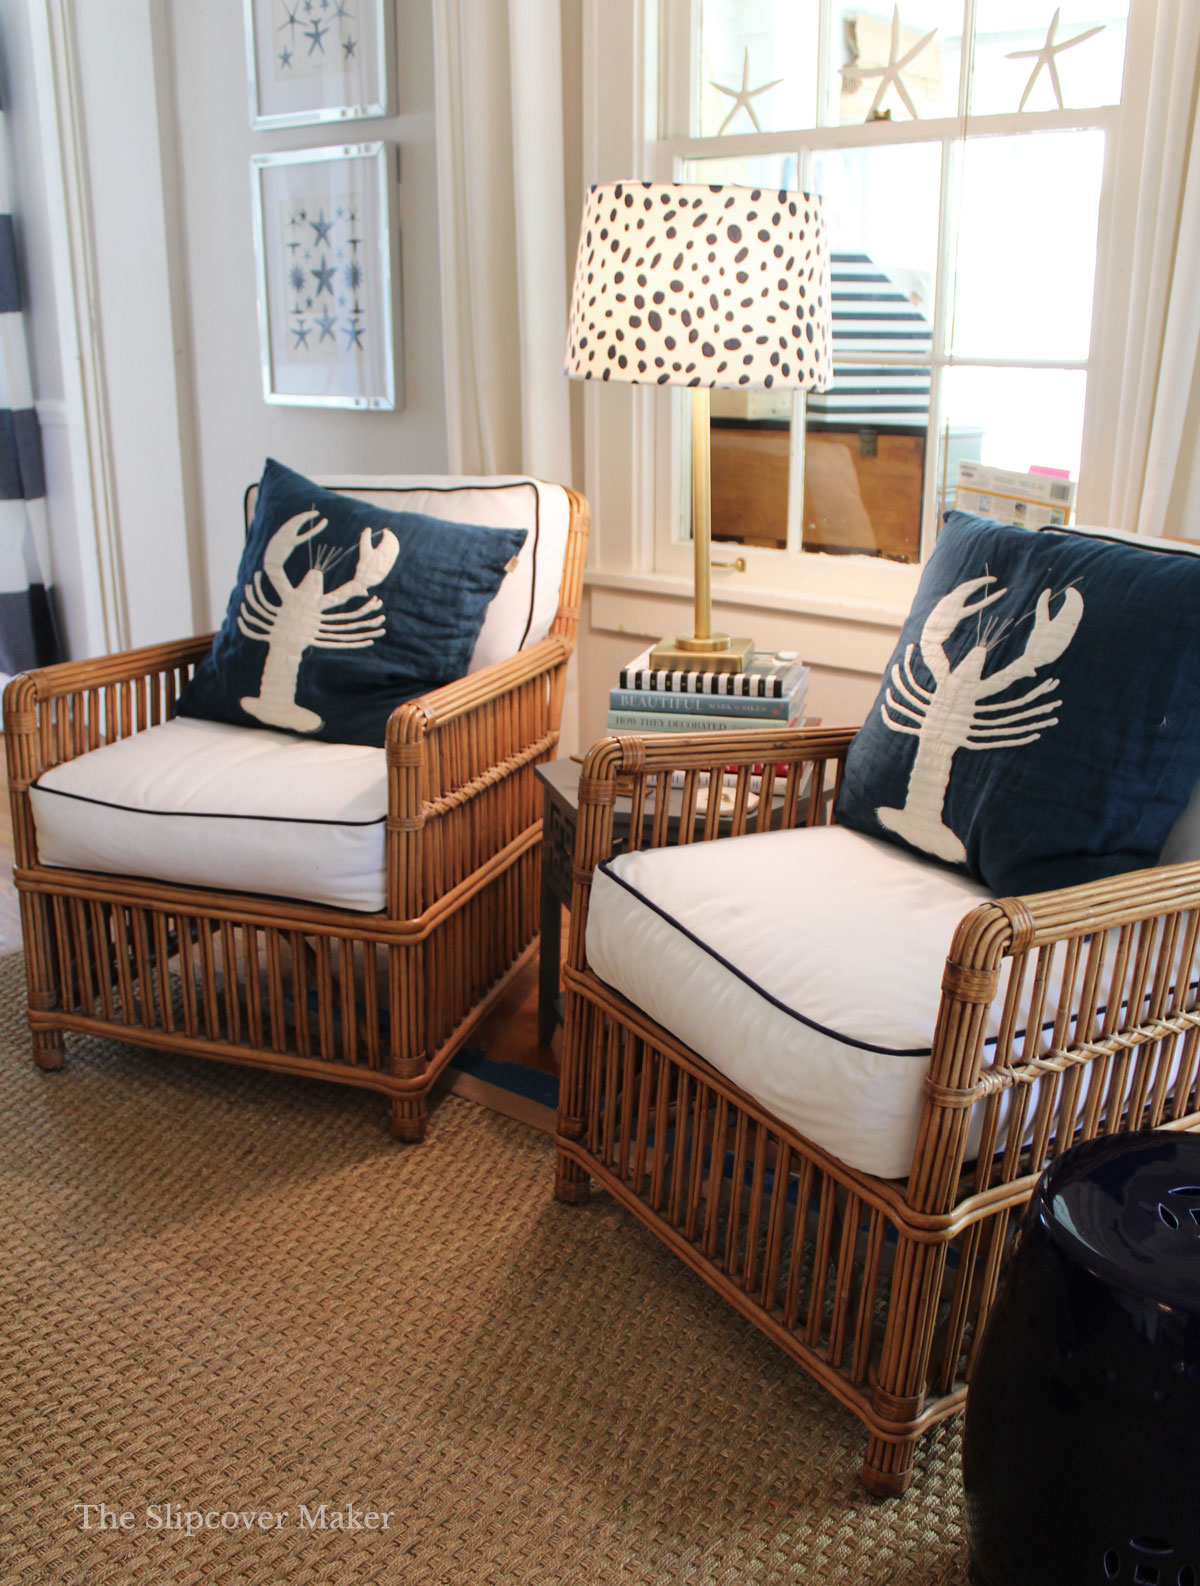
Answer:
[{"left": 630, "top": 0, "right": 1140, "bottom": 602}]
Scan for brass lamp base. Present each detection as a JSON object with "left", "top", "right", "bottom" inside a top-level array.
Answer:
[{"left": 648, "top": 634, "right": 754, "bottom": 674}]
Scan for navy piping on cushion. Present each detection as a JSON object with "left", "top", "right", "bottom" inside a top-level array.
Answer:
[
  {"left": 598, "top": 860, "right": 1200, "bottom": 1065},
  {"left": 595, "top": 857, "right": 931, "bottom": 1058},
  {"left": 241, "top": 478, "right": 544, "bottom": 651},
  {"left": 30, "top": 781, "right": 386, "bottom": 828}
]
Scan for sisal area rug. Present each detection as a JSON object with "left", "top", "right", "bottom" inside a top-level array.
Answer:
[{"left": 0, "top": 952, "right": 970, "bottom": 1585}]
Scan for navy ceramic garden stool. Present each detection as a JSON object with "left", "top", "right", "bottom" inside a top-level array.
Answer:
[{"left": 963, "top": 1130, "right": 1200, "bottom": 1586}]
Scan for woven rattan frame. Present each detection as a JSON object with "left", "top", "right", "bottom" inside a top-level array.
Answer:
[
  {"left": 5, "top": 484, "right": 588, "bottom": 1141},
  {"left": 555, "top": 729, "right": 1200, "bottom": 1494}
]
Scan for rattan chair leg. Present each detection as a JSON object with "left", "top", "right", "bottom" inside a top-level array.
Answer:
[
  {"left": 862, "top": 1431, "right": 918, "bottom": 1498},
  {"left": 861, "top": 1237, "right": 949, "bottom": 1496},
  {"left": 390, "top": 1095, "right": 428, "bottom": 1142},
  {"left": 31, "top": 1024, "right": 65, "bottom": 1072},
  {"left": 553, "top": 1150, "right": 590, "bottom": 1203},
  {"left": 22, "top": 893, "right": 64, "bottom": 1071}
]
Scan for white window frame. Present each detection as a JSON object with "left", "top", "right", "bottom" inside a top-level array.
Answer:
[{"left": 578, "top": 0, "right": 1157, "bottom": 637}]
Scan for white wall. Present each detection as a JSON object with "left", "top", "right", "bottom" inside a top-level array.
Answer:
[{"left": 166, "top": 0, "right": 449, "bottom": 630}]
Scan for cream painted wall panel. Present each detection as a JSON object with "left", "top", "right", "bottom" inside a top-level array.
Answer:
[
  {"left": 588, "top": 587, "right": 901, "bottom": 674},
  {"left": 166, "top": 0, "right": 449, "bottom": 629}
]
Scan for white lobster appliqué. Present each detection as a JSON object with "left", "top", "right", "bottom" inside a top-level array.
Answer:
[
  {"left": 877, "top": 574, "right": 1084, "bottom": 863},
  {"left": 237, "top": 509, "right": 400, "bottom": 733}
]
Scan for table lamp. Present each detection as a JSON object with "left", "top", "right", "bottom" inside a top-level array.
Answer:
[{"left": 565, "top": 181, "right": 833, "bottom": 671}]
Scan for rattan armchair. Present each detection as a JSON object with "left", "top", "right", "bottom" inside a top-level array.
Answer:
[
  {"left": 5, "top": 477, "right": 588, "bottom": 1140},
  {"left": 555, "top": 727, "right": 1200, "bottom": 1494}
]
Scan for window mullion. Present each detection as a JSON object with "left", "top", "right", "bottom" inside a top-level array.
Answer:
[
  {"left": 659, "top": 0, "right": 693, "bottom": 141},
  {"left": 920, "top": 0, "right": 974, "bottom": 565},
  {"left": 814, "top": 0, "right": 834, "bottom": 129},
  {"left": 660, "top": 104, "right": 1119, "bottom": 161},
  {"left": 924, "top": 127, "right": 957, "bottom": 565},
  {"left": 789, "top": 0, "right": 833, "bottom": 560},
  {"left": 959, "top": 0, "right": 978, "bottom": 120}
]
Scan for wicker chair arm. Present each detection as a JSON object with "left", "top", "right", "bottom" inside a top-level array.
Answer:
[
  {"left": 2, "top": 635, "right": 215, "bottom": 713},
  {"left": 933, "top": 858, "right": 1200, "bottom": 1057},
  {"left": 593, "top": 723, "right": 858, "bottom": 779},
  {"left": 384, "top": 635, "right": 569, "bottom": 742},
  {"left": 381, "top": 635, "right": 574, "bottom": 921},
  {"left": 1009, "top": 858, "right": 1200, "bottom": 947},
  {"left": 2, "top": 634, "right": 216, "bottom": 791},
  {"left": 1, "top": 634, "right": 218, "bottom": 869},
  {"left": 910, "top": 860, "right": 1200, "bottom": 1216},
  {"left": 571, "top": 725, "right": 859, "bottom": 871}
]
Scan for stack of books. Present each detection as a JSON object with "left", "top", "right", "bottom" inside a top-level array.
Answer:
[{"left": 606, "top": 648, "right": 809, "bottom": 735}]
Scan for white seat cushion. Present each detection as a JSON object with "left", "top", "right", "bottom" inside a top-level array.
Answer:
[
  {"left": 305, "top": 475, "right": 571, "bottom": 674},
  {"left": 586, "top": 825, "right": 996, "bottom": 1180},
  {"left": 30, "top": 718, "right": 388, "bottom": 912}
]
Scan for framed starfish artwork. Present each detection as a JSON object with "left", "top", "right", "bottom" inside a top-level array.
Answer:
[
  {"left": 244, "top": 0, "right": 392, "bottom": 129},
  {"left": 250, "top": 143, "right": 400, "bottom": 409}
]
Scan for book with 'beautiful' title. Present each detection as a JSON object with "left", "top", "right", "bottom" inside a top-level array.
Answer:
[
  {"left": 617, "top": 648, "right": 807, "bottom": 698},
  {"left": 608, "top": 670, "right": 808, "bottom": 719}
]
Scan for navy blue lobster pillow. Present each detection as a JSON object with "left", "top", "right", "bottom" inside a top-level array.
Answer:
[
  {"left": 836, "top": 512, "right": 1200, "bottom": 896},
  {"left": 178, "top": 459, "right": 527, "bottom": 747}
]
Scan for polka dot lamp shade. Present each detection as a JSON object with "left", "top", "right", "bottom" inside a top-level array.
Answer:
[{"left": 565, "top": 181, "right": 833, "bottom": 391}]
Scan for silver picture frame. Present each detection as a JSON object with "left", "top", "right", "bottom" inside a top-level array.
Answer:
[
  {"left": 244, "top": 0, "right": 392, "bottom": 130},
  {"left": 251, "top": 142, "right": 399, "bottom": 410}
]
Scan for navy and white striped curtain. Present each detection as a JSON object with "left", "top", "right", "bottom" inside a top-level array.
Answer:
[{"left": 0, "top": 78, "right": 60, "bottom": 680}]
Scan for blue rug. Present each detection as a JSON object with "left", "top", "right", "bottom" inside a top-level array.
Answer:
[{"left": 447, "top": 1045, "right": 559, "bottom": 1113}]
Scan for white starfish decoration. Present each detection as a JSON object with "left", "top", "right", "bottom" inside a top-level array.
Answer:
[
  {"left": 841, "top": 5, "right": 938, "bottom": 122},
  {"left": 1007, "top": 9, "right": 1105, "bottom": 112},
  {"left": 709, "top": 48, "right": 783, "bottom": 135}
]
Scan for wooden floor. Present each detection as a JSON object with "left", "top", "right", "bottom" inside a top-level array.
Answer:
[
  {"left": 474, "top": 934, "right": 562, "bottom": 1074},
  {"left": 0, "top": 747, "right": 561, "bottom": 1072}
]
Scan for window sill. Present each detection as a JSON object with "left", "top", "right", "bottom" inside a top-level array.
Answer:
[
  {"left": 585, "top": 567, "right": 913, "bottom": 683},
  {"left": 584, "top": 566, "right": 916, "bottom": 630}
]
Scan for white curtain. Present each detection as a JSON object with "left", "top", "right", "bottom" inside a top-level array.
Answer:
[
  {"left": 432, "top": 0, "right": 578, "bottom": 747},
  {"left": 1107, "top": 3, "right": 1200, "bottom": 538},
  {"left": 432, "top": 0, "right": 573, "bottom": 483}
]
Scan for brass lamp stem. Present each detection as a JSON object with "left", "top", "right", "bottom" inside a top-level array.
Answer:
[
  {"left": 691, "top": 388, "right": 713, "bottom": 644},
  {"left": 647, "top": 386, "right": 753, "bottom": 672}
]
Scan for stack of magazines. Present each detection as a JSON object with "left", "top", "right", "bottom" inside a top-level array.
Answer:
[{"left": 605, "top": 648, "right": 809, "bottom": 735}]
